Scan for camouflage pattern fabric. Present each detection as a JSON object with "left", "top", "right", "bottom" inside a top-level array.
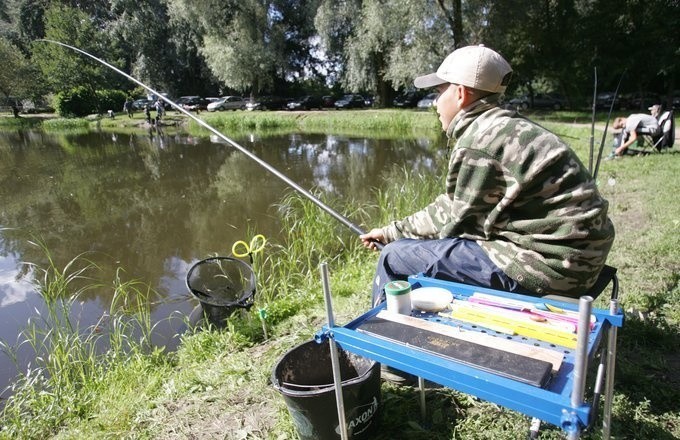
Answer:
[{"left": 381, "top": 97, "right": 615, "bottom": 297}]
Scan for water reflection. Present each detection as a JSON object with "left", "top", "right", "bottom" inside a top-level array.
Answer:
[
  {"left": 0, "top": 252, "right": 35, "bottom": 308},
  {"left": 0, "top": 128, "right": 441, "bottom": 396}
]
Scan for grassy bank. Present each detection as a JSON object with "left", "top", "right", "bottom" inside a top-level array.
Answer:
[
  {"left": 1, "top": 109, "right": 441, "bottom": 139},
  {"left": 1, "top": 117, "right": 679, "bottom": 439},
  {"left": 196, "top": 109, "right": 442, "bottom": 139}
]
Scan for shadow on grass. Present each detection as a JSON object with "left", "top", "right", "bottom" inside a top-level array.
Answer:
[
  {"left": 616, "top": 315, "right": 679, "bottom": 412},
  {"left": 369, "top": 384, "right": 460, "bottom": 440}
]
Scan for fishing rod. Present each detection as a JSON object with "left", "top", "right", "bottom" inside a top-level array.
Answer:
[
  {"left": 588, "top": 67, "right": 597, "bottom": 174},
  {"left": 39, "top": 39, "right": 377, "bottom": 245},
  {"left": 592, "top": 70, "right": 626, "bottom": 181}
]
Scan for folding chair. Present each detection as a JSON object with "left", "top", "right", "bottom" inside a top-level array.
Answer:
[{"left": 637, "top": 110, "right": 675, "bottom": 153}]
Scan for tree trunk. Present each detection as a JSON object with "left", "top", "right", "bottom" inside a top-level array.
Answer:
[{"left": 435, "top": 0, "right": 465, "bottom": 47}]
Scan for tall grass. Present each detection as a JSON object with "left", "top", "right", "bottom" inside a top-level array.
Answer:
[
  {"left": 194, "top": 109, "right": 441, "bottom": 139},
  {"left": 0, "top": 116, "right": 43, "bottom": 130},
  {"left": 0, "top": 242, "right": 171, "bottom": 438},
  {"left": 42, "top": 118, "right": 91, "bottom": 132}
]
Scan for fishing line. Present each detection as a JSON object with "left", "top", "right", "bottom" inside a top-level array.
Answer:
[{"left": 39, "top": 39, "right": 375, "bottom": 243}]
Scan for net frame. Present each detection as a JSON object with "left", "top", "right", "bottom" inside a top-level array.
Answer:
[{"left": 186, "top": 257, "right": 256, "bottom": 309}]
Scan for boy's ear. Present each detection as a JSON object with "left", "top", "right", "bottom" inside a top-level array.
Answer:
[{"left": 460, "top": 85, "right": 475, "bottom": 106}]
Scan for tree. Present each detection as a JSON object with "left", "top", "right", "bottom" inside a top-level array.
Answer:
[
  {"left": 167, "top": 0, "right": 320, "bottom": 96},
  {"left": 0, "top": 36, "right": 42, "bottom": 99},
  {"left": 31, "top": 4, "right": 115, "bottom": 95},
  {"left": 315, "top": 0, "right": 461, "bottom": 106}
]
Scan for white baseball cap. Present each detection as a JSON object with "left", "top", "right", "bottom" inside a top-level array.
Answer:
[{"left": 414, "top": 45, "right": 513, "bottom": 93}]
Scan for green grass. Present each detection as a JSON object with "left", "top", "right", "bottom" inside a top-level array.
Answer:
[
  {"left": 1, "top": 116, "right": 679, "bottom": 439},
  {"left": 41, "top": 118, "right": 91, "bottom": 132},
  {"left": 0, "top": 241, "right": 172, "bottom": 439},
  {"left": 195, "top": 108, "right": 442, "bottom": 139},
  {"left": 0, "top": 115, "right": 44, "bottom": 130}
]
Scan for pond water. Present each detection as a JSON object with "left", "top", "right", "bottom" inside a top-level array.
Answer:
[{"left": 0, "top": 127, "right": 442, "bottom": 397}]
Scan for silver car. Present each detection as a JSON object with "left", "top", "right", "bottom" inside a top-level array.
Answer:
[
  {"left": 417, "top": 93, "right": 439, "bottom": 110},
  {"left": 207, "top": 96, "right": 248, "bottom": 111}
]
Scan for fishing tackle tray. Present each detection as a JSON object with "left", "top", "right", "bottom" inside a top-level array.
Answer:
[{"left": 316, "top": 274, "right": 624, "bottom": 436}]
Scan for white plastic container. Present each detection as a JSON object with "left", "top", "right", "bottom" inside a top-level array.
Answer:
[
  {"left": 410, "top": 287, "right": 453, "bottom": 312},
  {"left": 384, "top": 280, "right": 412, "bottom": 315}
]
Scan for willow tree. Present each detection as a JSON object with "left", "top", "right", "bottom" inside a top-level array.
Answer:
[
  {"left": 167, "top": 0, "right": 320, "bottom": 96},
  {"left": 315, "top": 0, "right": 467, "bottom": 106},
  {"left": 107, "top": 0, "right": 213, "bottom": 96}
]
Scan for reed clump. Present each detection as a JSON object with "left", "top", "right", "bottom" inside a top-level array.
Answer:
[
  {"left": 0, "top": 242, "right": 171, "bottom": 439},
  {"left": 42, "top": 118, "right": 91, "bottom": 132}
]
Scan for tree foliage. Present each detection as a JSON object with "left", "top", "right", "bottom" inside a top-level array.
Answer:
[
  {"left": 167, "top": 0, "right": 320, "bottom": 96},
  {"left": 0, "top": 36, "right": 42, "bottom": 99},
  {"left": 31, "top": 5, "right": 112, "bottom": 93},
  {"left": 0, "top": 0, "right": 674, "bottom": 108},
  {"left": 315, "top": 0, "right": 459, "bottom": 105},
  {"left": 106, "top": 0, "right": 222, "bottom": 97}
]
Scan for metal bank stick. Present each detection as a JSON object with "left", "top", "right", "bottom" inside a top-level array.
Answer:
[
  {"left": 569, "top": 295, "right": 594, "bottom": 440},
  {"left": 602, "top": 297, "right": 620, "bottom": 440},
  {"left": 320, "top": 263, "right": 349, "bottom": 440}
]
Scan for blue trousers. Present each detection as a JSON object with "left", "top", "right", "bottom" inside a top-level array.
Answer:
[{"left": 371, "top": 238, "right": 533, "bottom": 306}]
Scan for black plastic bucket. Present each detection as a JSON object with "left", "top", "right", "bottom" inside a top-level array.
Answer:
[
  {"left": 272, "top": 339, "right": 381, "bottom": 440},
  {"left": 186, "top": 257, "right": 256, "bottom": 326}
]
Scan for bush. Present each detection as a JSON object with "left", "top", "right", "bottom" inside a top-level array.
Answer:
[
  {"left": 97, "top": 89, "right": 127, "bottom": 115},
  {"left": 53, "top": 86, "right": 97, "bottom": 117},
  {"left": 53, "top": 87, "right": 128, "bottom": 117}
]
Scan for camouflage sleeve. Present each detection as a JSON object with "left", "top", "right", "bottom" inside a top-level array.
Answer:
[{"left": 381, "top": 147, "right": 504, "bottom": 242}]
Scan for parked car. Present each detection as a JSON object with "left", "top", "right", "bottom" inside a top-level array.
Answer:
[
  {"left": 393, "top": 91, "right": 423, "bottom": 108},
  {"left": 246, "top": 96, "right": 288, "bottom": 111},
  {"left": 286, "top": 95, "right": 323, "bottom": 110},
  {"left": 509, "top": 93, "right": 565, "bottom": 110},
  {"left": 132, "top": 98, "right": 153, "bottom": 110},
  {"left": 624, "top": 92, "right": 661, "bottom": 111},
  {"left": 321, "top": 96, "right": 336, "bottom": 108},
  {"left": 334, "top": 94, "right": 365, "bottom": 109},
  {"left": 595, "top": 92, "right": 627, "bottom": 110},
  {"left": 151, "top": 93, "right": 173, "bottom": 110},
  {"left": 207, "top": 96, "right": 248, "bottom": 111},
  {"left": 182, "top": 96, "right": 209, "bottom": 111},
  {"left": 417, "top": 93, "right": 439, "bottom": 110},
  {"left": 363, "top": 95, "right": 375, "bottom": 107}
]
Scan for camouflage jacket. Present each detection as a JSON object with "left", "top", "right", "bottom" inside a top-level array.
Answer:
[{"left": 381, "top": 98, "right": 615, "bottom": 297}]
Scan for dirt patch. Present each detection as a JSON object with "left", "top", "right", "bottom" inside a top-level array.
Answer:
[{"left": 147, "top": 336, "right": 291, "bottom": 440}]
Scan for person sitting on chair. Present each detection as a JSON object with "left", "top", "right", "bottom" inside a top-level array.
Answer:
[
  {"left": 609, "top": 113, "right": 660, "bottom": 158},
  {"left": 360, "top": 45, "right": 615, "bottom": 305}
]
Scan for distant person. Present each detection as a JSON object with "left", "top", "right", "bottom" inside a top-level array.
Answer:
[
  {"left": 11, "top": 103, "right": 20, "bottom": 118},
  {"left": 154, "top": 100, "right": 164, "bottom": 125},
  {"left": 648, "top": 104, "right": 662, "bottom": 119},
  {"left": 123, "top": 99, "right": 133, "bottom": 118},
  {"left": 144, "top": 104, "right": 151, "bottom": 124},
  {"left": 607, "top": 111, "right": 660, "bottom": 159}
]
